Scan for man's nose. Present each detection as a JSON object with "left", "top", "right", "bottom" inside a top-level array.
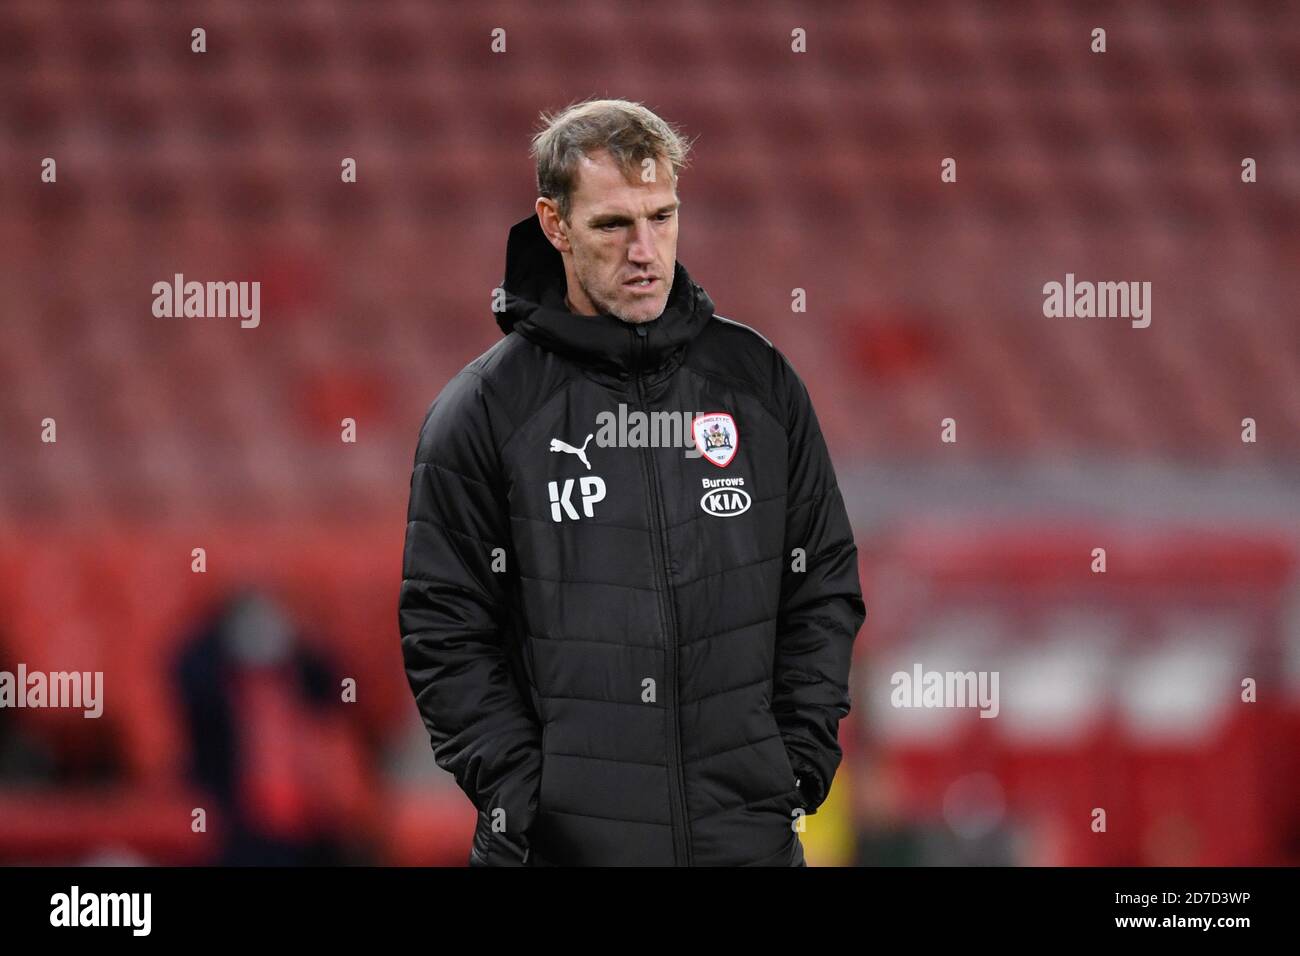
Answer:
[{"left": 627, "top": 219, "right": 655, "bottom": 264}]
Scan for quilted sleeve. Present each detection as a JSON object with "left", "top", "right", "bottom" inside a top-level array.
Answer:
[
  {"left": 398, "top": 368, "right": 542, "bottom": 864},
  {"left": 770, "top": 350, "right": 867, "bottom": 815}
]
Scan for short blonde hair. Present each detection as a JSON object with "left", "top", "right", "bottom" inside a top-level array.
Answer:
[{"left": 531, "top": 98, "right": 694, "bottom": 223}]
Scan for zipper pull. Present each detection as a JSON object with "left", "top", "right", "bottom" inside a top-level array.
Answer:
[{"left": 632, "top": 323, "right": 648, "bottom": 374}]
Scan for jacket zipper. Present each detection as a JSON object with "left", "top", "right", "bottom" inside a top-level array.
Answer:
[{"left": 631, "top": 325, "right": 692, "bottom": 866}]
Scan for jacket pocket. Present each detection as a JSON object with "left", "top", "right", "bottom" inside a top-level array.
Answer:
[
  {"left": 538, "top": 718, "right": 550, "bottom": 811},
  {"left": 761, "top": 704, "right": 800, "bottom": 792},
  {"left": 517, "top": 720, "right": 549, "bottom": 867},
  {"left": 776, "top": 737, "right": 798, "bottom": 791},
  {"left": 764, "top": 713, "right": 806, "bottom": 817},
  {"left": 522, "top": 630, "right": 545, "bottom": 723}
]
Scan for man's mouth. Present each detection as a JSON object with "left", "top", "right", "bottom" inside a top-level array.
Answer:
[{"left": 624, "top": 276, "right": 658, "bottom": 291}]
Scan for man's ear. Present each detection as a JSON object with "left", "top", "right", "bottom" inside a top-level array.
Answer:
[{"left": 536, "top": 200, "right": 572, "bottom": 254}]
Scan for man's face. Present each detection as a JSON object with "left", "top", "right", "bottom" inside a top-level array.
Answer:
[{"left": 538, "top": 148, "right": 680, "bottom": 324}]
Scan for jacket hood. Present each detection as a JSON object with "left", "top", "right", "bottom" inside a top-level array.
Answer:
[{"left": 495, "top": 213, "right": 716, "bottom": 373}]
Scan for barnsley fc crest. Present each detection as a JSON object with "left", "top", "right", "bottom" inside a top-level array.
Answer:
[{"left": 693, "top": 412, "right": 739, "bottom": 468}]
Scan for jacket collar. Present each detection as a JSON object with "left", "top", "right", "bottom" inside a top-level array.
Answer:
[{"left": 495, "top": 213, "right": 715, "bottom": 374}]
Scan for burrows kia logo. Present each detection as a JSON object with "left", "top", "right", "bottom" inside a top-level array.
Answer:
[
  {"left": 693, "top": 412, "right": 738, "bottom": 467},
  {"left": 700, "top": 476, "right": 750, "bottom": 517}
]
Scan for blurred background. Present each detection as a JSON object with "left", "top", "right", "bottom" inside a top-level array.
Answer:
[{"left": 0, "top": 0, "right": 1297, "bottom": 866}]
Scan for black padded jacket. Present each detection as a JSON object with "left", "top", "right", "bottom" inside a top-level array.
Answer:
[{"left": 399, "top": 213, "right": 866, "bottom": 866}]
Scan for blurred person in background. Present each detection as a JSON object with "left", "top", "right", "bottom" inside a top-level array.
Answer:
[
  {"left": 174, "top": 590, "right": 373, "bottom": 865},
  {"left": 399, "top": 98, "right": 865, "bottom": 866}
]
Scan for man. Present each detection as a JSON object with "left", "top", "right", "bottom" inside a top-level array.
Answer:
[{"left": 399, "top": 98, "right": 865, "bottom": 866}]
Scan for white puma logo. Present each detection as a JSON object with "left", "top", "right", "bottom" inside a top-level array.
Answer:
[{"left": 549, "top": 434, "right": 593, "bottom": 471}]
